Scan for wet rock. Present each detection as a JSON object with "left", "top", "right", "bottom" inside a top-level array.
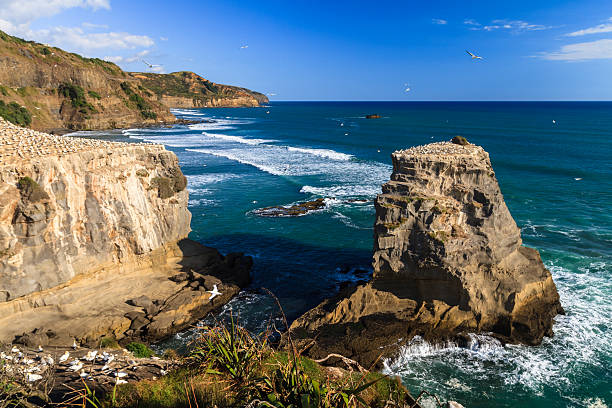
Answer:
[
  {"left": 253, "top": 198, "right": 326, "bottom": 217},
  {"left": 365, "top": 114, "right": 381, "bottom": 119}
]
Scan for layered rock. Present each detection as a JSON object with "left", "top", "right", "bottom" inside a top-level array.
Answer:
[
  {"left": 289, "top": 141, "right": 563, "bottom": 367},
  {"left": 0, "top": 118, "right": 251, "bottom": 345}
]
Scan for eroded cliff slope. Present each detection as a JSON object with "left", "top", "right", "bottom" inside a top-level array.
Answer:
[
  {"left": 289, "top": 141, "right": 563, "bottom": 367},
  {"left": 0, "top": 118, "right": 251, "bottom": 346},
  {"left": 0, "top": 30, "right": 267, "bottom": 132}
]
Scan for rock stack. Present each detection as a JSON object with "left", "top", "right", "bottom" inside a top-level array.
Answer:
[{"left": 289, "top": 141, "right": 563, "bottom": 367}]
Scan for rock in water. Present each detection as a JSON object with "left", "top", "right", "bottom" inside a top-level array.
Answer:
[{"left": 289, "top": 141, "right": 563, "bottom": 367}]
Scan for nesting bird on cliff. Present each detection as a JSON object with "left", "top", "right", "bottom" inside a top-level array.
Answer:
[
  {"left": 59, "top": 351, "right": 70, "bottom": 363},
  {"left": 207, "top": 284, "right": 222, "bottom": 300}
]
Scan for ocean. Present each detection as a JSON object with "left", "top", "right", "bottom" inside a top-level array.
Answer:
[{"left": 75, "top": 102, "right": 612, "bottom": 407}]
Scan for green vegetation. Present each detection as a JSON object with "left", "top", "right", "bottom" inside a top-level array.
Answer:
[
  {"left": 39, "top": 46, "right": 52, "bottom": 56},
  {"left": 99, "top": 336, "right": 120, "bottom": 349},
  {"left": 136, "top": 71, "right": 219, "bottom": 99},
  {"left": 120, "top": 82, "right": 157, "bottom": 120},
  {"left": 58, "top": 83, "right": 97, "bottom": 114},
  {"left": 0, "top": 101, "right": 31, "bottom": 126},
  {"left": 126, "top": 342, "right": 156, "bottom": 358},
  {"left": 104, "top": 316, "right": 412, "bottom": 408},
  {"left": 136, "top": 169, "right": 149, "bottom": 177},
  {"left": 428, "top": 231, "right": 448, "bottom": 244},
  {"left": 151, "top": 172, "right": 187, "bottom": 199},
  {"left": 0, "top": 85, "right": 9, "bottom": 96},
  {"left": 16, "top": 87, "right": 28, "bottom": 97},
  {"left": 451, "top": 135, "right": 469, "bottom": 146},
  {"left": 88, "top": 90, "right": 102, "bottom": 100},
  {"left": 17, "top": 177, "right": 49, "bottom": 202}
]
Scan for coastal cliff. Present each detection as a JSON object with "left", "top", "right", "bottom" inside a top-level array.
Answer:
[
  {"left": 289, "top": 141, "right": 563, "bottom": 367},
  {"left": 0, "top": 30, "right": 267, "bottom": 133},
  {"left": 132, "top": 71, "right": 268, "bottom": 108},
  {"left": 0, "top": 117, "right": 251, "bottom": 346}
]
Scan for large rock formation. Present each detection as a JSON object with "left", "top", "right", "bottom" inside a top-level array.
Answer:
[
  {"left": 0, "top": 118, "right": 251, "bottom": 346},
  {"left": 289, "top": 141, "right": 563, "bottom": 367},
  {"left": 0, "top": 30, "right": 267, "bottom": 132}
]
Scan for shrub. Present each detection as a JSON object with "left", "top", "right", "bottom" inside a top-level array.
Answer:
[
  {"left": 0, "top": 101, "right": 31, "bottom": 126},
  {"left": 88, "top": 90, "right": 102, "bottom": 100},
  {"left": 126, "top": 342, "right": 155, "bottom": 358},
  {"left": 451, "top": 135, "right": 469, "bottom": 146},
  {"left": 99, "top": 336, "right": 120, "bottom": 349},
  {"left": 39, "top": 47, "right": 51, "bottom": 56},
  {"left": 135, "top": 169, "right": 149, "bottom": 177},
  {"left": 120, "top": 82, "right": 157, "bottom": 120},
  {"left": 151, "top": 177, "right": 173, "bottom": 199},
  {"left": 0, "top": 85, "right": 9, "bottom": 96},
  {"left": 17, "top": 177, "right": 48, "bottom": 202},
  {"left": 59, "top": 83, "right": 96, "bottom": 113}
]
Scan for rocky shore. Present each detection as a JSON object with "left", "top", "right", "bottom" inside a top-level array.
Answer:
[
  {"left": 288, "top": 140, "right": 564, "bottom": 368},
  {"left": 0, "top": 117, "right": 252, "bottom": 347}
]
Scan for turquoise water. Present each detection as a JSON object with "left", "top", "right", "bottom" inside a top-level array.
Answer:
[{"left": 84, "top": 102, "right": 611, "bottom": 407}]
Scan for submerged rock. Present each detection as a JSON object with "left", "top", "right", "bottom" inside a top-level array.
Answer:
[
  {"left": 365, "top": 114, "right": 381, "bottom": 119},
  {"left": 288, "top": 141, "right": 563, "bottom": 368},
  {"left": 253, "top": 198, "right": 326, "bottom": 217}
]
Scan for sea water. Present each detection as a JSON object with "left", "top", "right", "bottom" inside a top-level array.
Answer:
[{"left": 75, "top": 102, "right": 611, "bottom": 407}]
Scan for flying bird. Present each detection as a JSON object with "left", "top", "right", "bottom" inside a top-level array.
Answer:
[
  {"left": 142, "top": 60, "right": 161, "bottom": 69},
  {"left": 466, "top": 50, "right": 483, "bottom": 60},
  {"left": 240, "top": 45, "right": 249, "bottom": 49},
  {"left": 207, "top": 284, "right": 222, "bottom": 300}
]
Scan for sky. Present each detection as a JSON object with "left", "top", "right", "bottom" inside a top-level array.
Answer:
[{"left": 1, "top": 0, "right": 612, "bottom": 100}]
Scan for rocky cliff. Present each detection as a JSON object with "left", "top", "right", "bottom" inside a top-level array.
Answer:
[
  {"left": 0, "top": 117, "right": 251, "bottom": 346},
  {"left": 0, "top": 30, "right": 267, "bottom": 132},
  {"left": 289, "top": 141, "right": 563, "bottom": 367},
  {"left": 133, "top": 71, "right": 268, "bottom": 109}
]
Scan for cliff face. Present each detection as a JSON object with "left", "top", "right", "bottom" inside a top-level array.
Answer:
[
  {"left": 289, "top": 141, "right": 563, "bottom": 367},
  {"left": 132, "top": 71, "right": 268, "bottom": 109},
  {"left": 0, "top": 31, "right": 267, "bottom": 133},
  {"left": 0, "top": 118, "right": 252, "bottom": 346}
]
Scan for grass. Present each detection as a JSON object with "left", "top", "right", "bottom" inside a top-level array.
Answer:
[
  {"left": 88, "top": 90, "right": 102, "bottom": 100},
  {"left": 451, "top": 136, "right": 469, "bottom": 146},
  {"left": 0, "top": 100, "right": 31, "bottom": 126},
  {"left": 99, "top": 336, "right": 121, "bottom": 349},
  {"left": 126, "top": 342, "right": 156, "bottom": 358}
]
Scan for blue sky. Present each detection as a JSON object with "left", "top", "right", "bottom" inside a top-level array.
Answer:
[{"left": 1, "top": 0, "right": 612, "bottom": 100}]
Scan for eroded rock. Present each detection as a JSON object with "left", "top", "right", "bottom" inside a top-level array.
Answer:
[{"left": 289, "top": 141, "right": 563, "bottom": 368}]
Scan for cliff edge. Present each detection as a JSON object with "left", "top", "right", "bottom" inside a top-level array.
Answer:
[
  {"left": 289, "top": 141, "right": 563, "bottom": 367},
  {"left": 0, "top": 117, "right": 252, "bottom": 346}
]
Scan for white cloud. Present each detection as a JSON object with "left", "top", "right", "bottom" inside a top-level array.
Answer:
[
  {"left": 484, "top": 19, "right": 550, "bottom": 32},
  {"left": 464, "top": 19, "right": 481, "bottom": 27},
  {"left": 432, "top": 19, "right": 447, "bottom": 25},
  {"left": 0, "top": 0, "right": 154, "bottom": 55},
  {"left": 566, "top": 18, "right": 612, "bottom": 37},
  {"left": 537, "top": 38, "right": 612, "bottom": 61},
  {"left": 104, "top": 50, "right": 149, "bottom": 64},
  {"left": 159, "top": 36, "right": 168, "bottom": 41},
  {"left": 0, "top": 0, "right": 109, "bottom": 25},
  {"left": 82, "top": 22, "right": 109, "bottom": 29}
]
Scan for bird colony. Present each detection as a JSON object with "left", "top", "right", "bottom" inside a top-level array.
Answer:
[{"left": 0, "top": 117, "right": 151, "bottom": 165}]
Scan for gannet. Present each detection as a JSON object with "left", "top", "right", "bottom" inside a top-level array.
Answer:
[
  {"left": 27, "top": 373, "right": 43, "bottom": 382},
  {"left": 84, "top": 350, "right": 98, "bottom": 361},
  {"left": 207, "top": 284, "right": 222, "bottom": 300},
  {"left": 466, "top": 50, "right": 483, "bottom": 60},
  {"left": 72, "top": 339, "right": 78, "bottom": 349},
  {"left": 59, "top": 351, "right": 70, "bottom": 363}
]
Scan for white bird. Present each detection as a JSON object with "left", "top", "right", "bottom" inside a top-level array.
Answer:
[
  {"left": 72, "top": 340, "right": 78, "bottom": 349},
  {"left": 115, "top": 371, "right": 128, "bottom": 378},
  {"left": 142, "top": 60, "right": 161, "bottom": 69},
  {"left": 101, "top": 364, "right": 111, "bottom": 371},
  {"left": 240, "top": 45, "right": 249, "bottom": 49},
  {"left": 37, "top": 346, "right": 43, "bottom": 352},
  {"left": 466, "top": 50, "right": 483, "bottom": 60},
  {"left": 116, "top": 379, "right": 128, "bottom": 385},
  {"left": 27, "top": 373, "right": 43, "bottom": 382},
  {"left": 11, "top": 346, "right": 19, "bottom": 353},
  {"left": 84, "top": 350, "right": 98, "bottom": 361},
  {"left": 69, "top": 361, "right": 83, "bottom": 371},
  {"left": 79, "top": 370, "right": 89, "bottom": 378},
  {"left": 207, "top": 284, "right": 222, "bottom": 300},
  {"left": 59, "top": 351, "right": 70, "bottom": 363},
  {"left": 44, "top": 356, "right": 54, "bottom": 365},
  {"left": 552, "top": 120, "right": 556, "bottom": 124},
  {"left": 160, "top": 369, "right": 167, "bottom": 376},
  {"left": 574, "top": 177, "right": 582, "bottom": 181}
]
